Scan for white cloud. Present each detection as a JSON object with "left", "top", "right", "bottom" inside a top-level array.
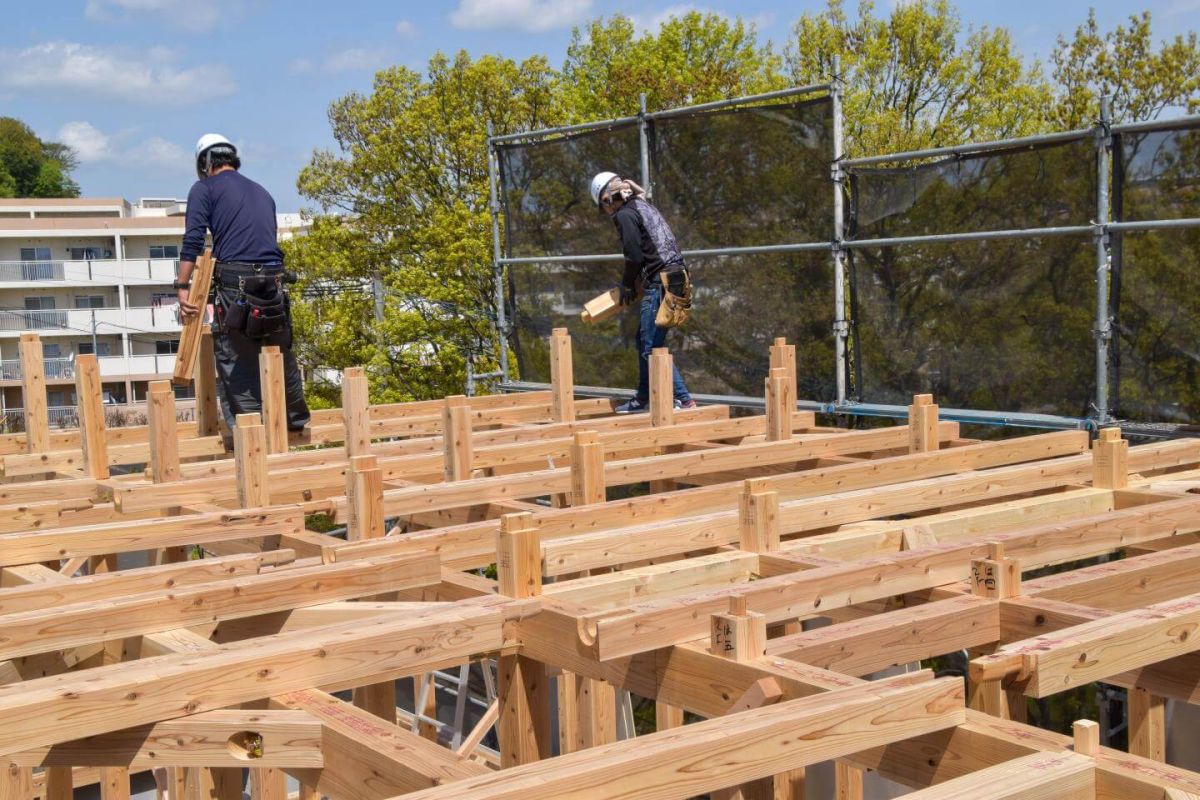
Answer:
[
  {"left": 449, "top": 0, "right": 592, "bottom": 32},
  {"left": 84, "top": 0, "right": 250, "bottom": 33},
  {"left": 56, "top": 121, "right": 190, "bottom": 173},
  {"left": 395, "top": 19, "right": 418, "bottom": 38},
  {"left": 630, "top": 5, "right": 772, "bottom": 35},
  {"left": 324, "top": 47, "right": 390, "bottom": 73},
  {"left": 0, "top": 41, "right": 235, "bottom": 105},
  {"left": 289, "top": 57, "right": 314, "bottom": 75}
]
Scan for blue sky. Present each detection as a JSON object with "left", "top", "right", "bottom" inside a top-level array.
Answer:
[{"left": 2, "top": 0, "right": 1196, "bottom": 211}]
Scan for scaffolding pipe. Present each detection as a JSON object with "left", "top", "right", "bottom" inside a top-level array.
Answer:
[
  {"left": 831, "top": 55, "right": 848, "bottom": 405},
  {"left": 1107, "top": 218, "right": 1200, "bottom": 232},
  {"left": 840, "top": 224, "right": 1095, "bottom": 249},
  {"left": 645, "top": 83, "right": 831, "bottom": 120},
  {"left": 1094, "top": 96, "right": 1112, "bottom": 423},
  {"left": 638, "top": 93, "right": 652, "bottom": 199},
  {"left": 489, "top": 115, "right": 640, "bottom": 145},
  {"left": 842, "top": 128, "right": 1093, "bottom": 168},
  {"left": 485, "top": 121, "right": 510, "bottom": 381},
  {"left": 498, "top": 240, "right": 832, "bottom": 265},
  {"left": 1110, "top": 114, "right": 1200, "bottom": 134}
]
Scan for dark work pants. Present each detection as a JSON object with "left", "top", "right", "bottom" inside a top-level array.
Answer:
[
  {"left": 634, "top": 280, "right": 691, "bottom": 402},
  {"left": 212, "top": 284, "right": 310, "bottom": 432}
]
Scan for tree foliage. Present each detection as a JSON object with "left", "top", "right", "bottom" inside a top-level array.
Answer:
[{"left": 0, "top": 118, "right": 79, "bottom": 198}]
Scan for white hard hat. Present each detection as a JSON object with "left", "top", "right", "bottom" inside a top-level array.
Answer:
[
  {"left": 194, "top": 133, "right": 237, "bottom": 179},
  {"left": 590, "top": 171, "right": 619, "bottom": 207}
]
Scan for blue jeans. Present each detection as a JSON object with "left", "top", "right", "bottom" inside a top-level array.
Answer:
[{"left": 635, "top": 281, "right": 691, "bottom": 402}]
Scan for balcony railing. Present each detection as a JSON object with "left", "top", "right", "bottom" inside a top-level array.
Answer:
[
  {"left": 0, "top": 306, "right": 184, "bottom": 336},
  {"left": 0, "top": 354, "right": 176, "bottom": 381},
  {"left": 0, "top": 401, "right": 197, "bottom": 433},
  {"left": 0, "top": 259, "right": 180, "bottom": 284},
  {"left": 0, "top": 357, "right": 77, "bottom": 381}
]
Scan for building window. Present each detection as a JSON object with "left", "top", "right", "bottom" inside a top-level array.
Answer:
[
  {"left": 74, "top": 295, "right": 106, "bottom": 309},
  {"left": 77, "top": 342, "right": 113, "bottom": 357},
  {"left": 150, "top": 292, "right": 175, "bottom": 308},
  {"left": 19, "top": 247, "right": 51, "bottom": 261},
  {"left": 149, "top": 245, "right": 180, "bottom": 259},
  {"left": 155, "top": 339, "right": 180, "bottom": 355},
  {"left": 173, "top": 384, "right": 195, "bottom": 400},
  {"left": 69, "top": 247, "right": 108, "bottom": 260},
  {"left": 42, "top": 344, "right": 61, "bottom": 358},
  {"left": 23, "top": 297, "right": 55, "bottom": 310}
]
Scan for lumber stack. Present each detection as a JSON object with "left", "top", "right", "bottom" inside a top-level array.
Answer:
[{"left": 1, "top": 328, "right": 1200, "bottom": 800}]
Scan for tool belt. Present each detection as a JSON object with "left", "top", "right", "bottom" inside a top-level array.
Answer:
[
  {"left": 655, "top": 266, "right": 692, "bottom": 328},
  {"left": 215, "top": 263, "right": 290, "bottom": 340}
]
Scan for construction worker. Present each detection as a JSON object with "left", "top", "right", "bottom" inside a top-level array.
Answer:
[
  {"left": 176, "top": 133, "right": 310, "bottom": 437},
  {"left": 590, "top": 171, "right": 695, "bottom": 413}
]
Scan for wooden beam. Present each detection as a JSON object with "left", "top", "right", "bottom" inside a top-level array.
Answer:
[
  {"left": 0, "top": 597, "right": 523, "bottom": 756},
  {"left": 259, "top": 346, "right": 288, "bottom": 454},
  {"left": 1128, "top": 687, "right": 1166, "bottom": 762},
  {"left": 768, "top": 337, "right": 797, "bottom": 412},
  {"left": 341, "top": 366, "right": 370, "bottom": 458},
  {"left": 172, "top": 249, "right": 215, "bottom": 385},
  {"left": 443, "top": 396, "right": 473, "bottom": 482},
  {"left": 347, "top": 454, "right": 385, "bottom": 541},
  {"left": 570, "top": 432, "right": 605, "bottom": 506},
  {"left": 147, "top": 380, "right": 181, "bottom": 484},
  {"left": 1093, "top": 428, "right": 1129, "bottom": 490},
  {"left": 908, "top": 394, "right": 939, "bottom": 454},
  {"left": 891, "top": 751, "right": 1094, "bottom": 799},
  {"left": 397, "top": 677, "right": 964, "bottom": 800},
  {"left": 550, "top": 328, "right": 575, "bottom": 424},
  {"left": 650, "top": 348, "right": 674, "bottom": 428},
  {"left": 765, "top": 368, "right": 792, "bottom": 443},
  {"left": 195, "top": 325, "right": 221, "bottom": 438}
]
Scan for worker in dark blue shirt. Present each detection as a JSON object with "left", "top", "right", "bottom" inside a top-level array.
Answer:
[{"left": 176, "top": 133, "right": 310, "bottom": 438}]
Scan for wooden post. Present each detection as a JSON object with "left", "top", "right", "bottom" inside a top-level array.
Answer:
[
  {"left": 550, "top": 327, "right": 575, "bottom": 423},
  {"left": 739, "top": 485, "right": 780, "bottom": 553},
  {"left": 147, "top": 380, "right": 181, "bottom": 483},
  {"left": 258, "top": 345, "right": 287, "bottom": 454},
  {"left": 341, "top": 366, "right": 370, "bottom": 458},
  {"left": 172, "top": 248, "right": 215, "bottom": 385},
  {"left": 234, "top": 413, "right": 269, "bottom": 508},
  {"left": 346, "top": 454, "right": 385, "bottom": 541},
  {"left": 43, "top": 767, "right": 72, "bottom": 800},
  {"left": 1073, "top": 719, "right": 1100, "bottom": 758},
  {"left": 1093, "top": 427, "right": 1129, "bottom": 489},
  {"left": 574, "top": 672, "right": 616, "bottom": 751},
  {"left": 100, "top": 767, "right": 130, "bottom": 800},
  {"left": 75, "top": 353, "right": 109, "bottom": 480},
  {"left": 649, "top": 347, "right": 674, "bottom": 428},
  {"left": 710, "top": 595, "right": 775, "bottom": 800},
  {"left": 497, "top": 512, "right": 550, "bottom": 767},
  {"left": 765, "top": 367, "right": 792, "bottom": 442},
  {"left": 908, "top": 393, "right": 939, "bottom": 453},
  {"left": 0, "top": 765, "right": 33, "bottom": 800},
  {"left": 18, "top": 333, "right": 48, "bottom": 454},
  {"left": 570, "top": 431, "right": 605, "bottom": 506},
  {"left": 249, "top": 768, "right": 286, "bottom": 800},
  {"left": 655, "top": 701, "right": 684, "bottom": 731},
  {"left": 195, "top": 324, "right": 221, "bottom": 438},
  {"left": 968, "top": 542, "right": 1020, "bottom": 720},
  {"left": 1128, "top": 686, "right": 1166, "bottom": 762},
  {"left": 834, "top": 763, "right": 865, "bottom": 800},
  {"left": 443, "top": 395, "right": 473, "bottom": 482},
  {"left": 769, "top": 337, "right": 797, "bottom": 408}
]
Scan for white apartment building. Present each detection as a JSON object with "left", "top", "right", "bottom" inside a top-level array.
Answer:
[{"left": 0, "top": 196, "right": 307, "bottom": 429}]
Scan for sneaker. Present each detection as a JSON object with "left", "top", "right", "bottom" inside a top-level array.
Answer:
[
  {"left": 675, "top": 398, "right": 697, "bottom": 410},
  {"left": 614, "top": 397, "right": 649, "bottom": 414}
]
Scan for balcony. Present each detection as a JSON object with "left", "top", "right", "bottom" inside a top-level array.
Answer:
[
  {"left": 0, "top": 306, "right": 183, "bottom": 337},
  {"left": 0, "top": 354, "right": 175, "bottom": 382},
  {"left": 0, "top": 357, "right": 77, "bottom": 381},
  {"left": 0, "top": 258, "right": 180, "bottom": 286},
  {"left": 0, "top": 401, "right": 197, "bottom": 433}
]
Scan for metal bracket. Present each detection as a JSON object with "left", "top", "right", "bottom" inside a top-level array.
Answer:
[{"left": 832, "top": 319, "right": 850, "bottom": 338}]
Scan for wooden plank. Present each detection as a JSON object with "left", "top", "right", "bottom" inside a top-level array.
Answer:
[
  {"left": 19, "top": 334, "right": 49, "bottom": 455},
  {"left": 173, "top": 249, "right": 216, "bottom": 385},
  {"left": 399, "top": 677, "right": 964, "bottom": 800},
  {"left": 0, "top": 597, "right": 522, "bottom": 756}
]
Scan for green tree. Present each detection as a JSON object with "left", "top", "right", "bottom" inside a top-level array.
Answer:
[
  {"left": 288, "top": 52, "right": 560, "bottom": 402},
  {"left": 0, "top": 117, "right": 79, "bottom": 198},
  {"left": 1050, "top": 9, "right": 1200, "bottom": 127},
  {"left": 563, "top": 12, "right": 784, "bottom": 120},
  {"left": 785, "top": 0, "right": 1051, "bottom": 156}
]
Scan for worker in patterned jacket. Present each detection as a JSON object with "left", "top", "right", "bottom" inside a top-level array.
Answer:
[
  {"left": 176, "top": 133, "right": 310, "bottom": 439},
  {"left": 591, "top": 171, "right": 695, "bottom": 414}
]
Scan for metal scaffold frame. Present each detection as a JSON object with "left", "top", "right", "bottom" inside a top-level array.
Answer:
[{"left": 485, "top": 74, "right": 1200, "bottom": 432}]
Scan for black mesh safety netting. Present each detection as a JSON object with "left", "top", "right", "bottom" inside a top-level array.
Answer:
[
  {"left": 1111, "top": 124, "right": 1200, "bottom": 422},
  {"left": 501, "top": 96, "right": 837, "bottom": 398},
  {"left": 507, "top": 250, "right": 836, "bottom": 400},
  {"left": 850, "top": 136, "right": 1098, "bottom": 237},
  {"left": 497, "top": 123, "right": 642, "bottom": 258},
  {"left": 846, "top": 236, "right": 1097, "bottom": 416},
  {"left": 846, "top": 137, "right": 1100, "bottom": 415},
  {"left": 648, "top": 96, "right": 834, "bottom": 249}
]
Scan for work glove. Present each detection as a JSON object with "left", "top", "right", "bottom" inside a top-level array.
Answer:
[{"left": 618, "top": 284, "right": 637, "bottom": 306}]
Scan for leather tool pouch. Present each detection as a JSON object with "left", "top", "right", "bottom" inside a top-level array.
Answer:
[{"left": 655, "top": 267, "right": 692, "bottom": 328}]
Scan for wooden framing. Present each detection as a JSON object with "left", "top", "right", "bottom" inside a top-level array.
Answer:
[{"left": 3, "top": 328, "right": 1200, "bottom": 799}]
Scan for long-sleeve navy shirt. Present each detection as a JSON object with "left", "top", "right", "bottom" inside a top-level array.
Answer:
[
  {"left": 180, "top": 170, "right": 284, "bottom": 264},
  {"left": 612, "top": 197, "right": 685, "bottom": 289}
]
